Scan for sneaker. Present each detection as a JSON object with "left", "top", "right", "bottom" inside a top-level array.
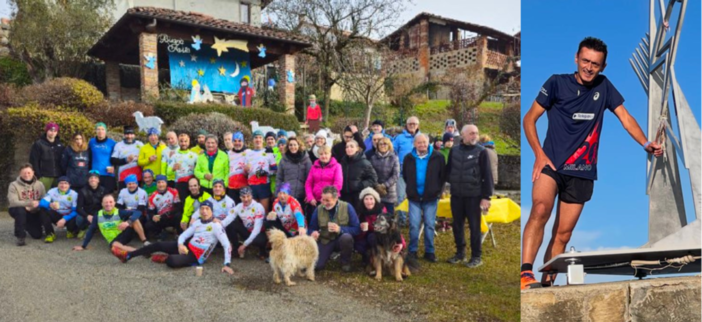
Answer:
[
  {"left": 111, "top": 246, "right": 128, "bottom": 263},
  {"left": 521, "top": 270, "right": 542, "bottom": 290},
  {"left": 423, "top": 252, "right": 437, "bottom": 263},
  {"left": 66, "top": 231, "right": 76, "bottom": 239},
  {"left": 77, "top": 230, "right": 87, "bottom": 239},
  {"left": 465, "top": 258, "right": 483, "bottom": 268},
  {"left": 341, "top": 264, "right": 352, "bottom": 273},
  {"left": 151, "top": 254, "right": 168, "bottom": 263},
  {"left": 143, "top": 240, "right": 151, "bottom": 246},
  {"left": 44, "top": 233, "right": 56, "bottom": 243},
  {"left": 447, "top": 254, "right": 466, "bottom": 264},
  {"left": 16, "top": 237, "right": 26, "bottom": 246}
]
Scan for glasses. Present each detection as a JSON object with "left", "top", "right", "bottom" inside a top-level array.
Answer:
[
  {"left": 89, "top": 170, "right": 100, "bottom": 175},
  {"left": 407, "top": 123, "right": 419, "bottom": 126},
  {"left": 378, "top": 143, "right": 388, "bottom": 146}
]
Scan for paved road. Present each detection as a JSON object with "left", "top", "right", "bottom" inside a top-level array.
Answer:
[{"left": 0, "top": 214, "right": 413, "bottom": 322}]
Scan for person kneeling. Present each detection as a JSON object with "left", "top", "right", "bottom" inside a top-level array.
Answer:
[
  {"left": 144, "top": 175, "right": 182, "bottom": 240},
  {"left": 38, "top": 176, "right": 79, "bottom": 243},
  {"left": 308, "top": 185, "right": 360, "bottom": 272},
  {"left": 72, "top": 194, "right": 147, "bottom": 259},
  {"left": 266, "top": 183, "right": 307, "bottom": 237},
  {"left": 120, "top": 200, "right": 233, "bottom": 274},
  {"left": 231, "top": 187, "right": 268, "bottom": 259}
]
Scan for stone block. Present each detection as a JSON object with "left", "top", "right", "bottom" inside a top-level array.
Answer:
[
  {"left": 629, "top": 277, "right": 701, "bottom": 322},
  {"left": 522, "top": 282, "right": 628, "bottom": 322}
]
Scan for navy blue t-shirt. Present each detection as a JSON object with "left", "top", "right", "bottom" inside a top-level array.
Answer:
[{"left": 536, "top": 73, "right": 624, "bottom": 180}]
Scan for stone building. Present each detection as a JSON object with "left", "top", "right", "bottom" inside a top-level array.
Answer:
[{"left": 381, "top": 12, "right": 520, "bottom": 99}]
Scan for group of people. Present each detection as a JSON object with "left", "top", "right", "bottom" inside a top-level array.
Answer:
[{"left": 8, "top": 114, "right": 496, "bottom": 275}]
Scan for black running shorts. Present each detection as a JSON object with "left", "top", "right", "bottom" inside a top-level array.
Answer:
[{"left": 541, "top": 166, "right": 594, "bottom": 204}]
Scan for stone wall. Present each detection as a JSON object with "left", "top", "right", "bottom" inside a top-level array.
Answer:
[
  {"left": 496, "top": 154, "right": 519, "bottom": 190},
  {"left": 521, "top": 276, "right": 701, "bottom": 322},
  {"left": 0, "top": 18, "right": 11, "bottom": 57}
]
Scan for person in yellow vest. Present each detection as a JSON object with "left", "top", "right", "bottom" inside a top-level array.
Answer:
[
  {"left": 179, "top": 177, "right": 212, "bottom": 231},
  {"left": 307, "top": 185, "right": 361, "bottom": 272},
  {"left": 190, "top": 129, "right": 208, "bottom": 155},
  {"left": 194, "top": 135, "right": 229, "bottom": 195},
  {"left": 138, "top": 128, "right": 166, "bottom": 176}
]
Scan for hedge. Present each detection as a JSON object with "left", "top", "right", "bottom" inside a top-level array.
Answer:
[
  {"left": 18, "top": 77, "right": 104, "bottom": 111},
  {"left": 154, "top": 101, "right": 300, "bottom": 132},
  {"left": 5, "top": 104, "right": 95, "bottom": 145},
  {"left": 0, "top": 56, "right": 31, "bottom": 87}
]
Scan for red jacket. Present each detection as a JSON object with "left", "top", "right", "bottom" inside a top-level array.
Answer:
[
  {"left": 238, "top": 87, "right": 255, "bottom": 107},
  {"left": 307, "top": 104, "right": 322, "bottom": 120}
]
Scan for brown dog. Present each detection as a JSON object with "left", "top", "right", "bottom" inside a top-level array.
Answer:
[
  {"left": 268, "top": 228, "right": 319, "bottom": 286},
  {"left": 370, "top": 213, "right": 419, "bottom": 281}
]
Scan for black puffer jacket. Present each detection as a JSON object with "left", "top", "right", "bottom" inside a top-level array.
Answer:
[
  {"left": 332, "top": 132, "right": 366, "bottom": 162},
  {"left": 29, "top": 134, "right": 65, "bottom": 178},
  {"left": 61, "top": 147, "right": 90, "bottom": 189},
  {"left": 340, "top": 152, "right": 377, "bottom": 197},
  {"left": 77, "top": 184, "right": 106, "bottom": 218}
]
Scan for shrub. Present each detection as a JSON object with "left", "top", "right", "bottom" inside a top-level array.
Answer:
[
  {"left": 499, "top": 102, "right": 520, "bottom": 140},
  {"left": 88, "top": 100, "right": 155, "bottom": 128},
  {"left": 154, "top": 101, "right": 300, "bottom": 132},
  {"left": 169, "top": 112, "right": 252, "bottom": 147},
  {"left": 5, "top": 103, "right": 95, "bottom": 145},
  {"left": 17, "top": 77, "right": 103, "bottom": 111},
  {"left": 0, "top": 83, "right": 18, "bottom": 108},
  {"left": 329, "top": 100, "right": 365, "bottom": 116},
  {"left": 0, "top": 56, "right": 31, "bottom": 87}
]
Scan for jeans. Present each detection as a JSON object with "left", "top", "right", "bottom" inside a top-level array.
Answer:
[
  {"left": 408, "top": 199, "right": 438, "bottom": 254},
  {"left": 396, "top": 177, "right": 407, "bottom": 223}
]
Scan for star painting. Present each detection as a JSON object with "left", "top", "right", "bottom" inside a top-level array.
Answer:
[
  {"left": 197, "top": 69, "right": 205, "bottom": 77},
  {"left": 257, "top": 44, "right": 267, "bottom": 58},
  {"left": 241, "top": 61, "right": 247, "bottom": 68},
  {"left": 210, "top": 57, "right": 217, "bottom": 64},
  {"left": 218, "top": 66, "right": 227, "bottom": 76},
  {"left": 191, "top": 55, "right": 198, "bottom": 62},
  {"left": 191, "top": 35, "right": 203, "bottom": 51},
  {"left": 179, "top": 60, "right": 185, "bottom": 67},
  {"left": 211, "top": 36, "right": 249, "bottom": 56}
]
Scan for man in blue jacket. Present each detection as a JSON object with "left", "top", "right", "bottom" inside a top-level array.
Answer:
[
  {"left": 38, "top": 176, "right": 79, "bottom": 243},
  {"left": 363, "top": 120, "right": 392, "bottom": 153},
  {"left": 308, "top": 185, "right": 360, "bottom": 272},
  {"left": 393, "top": 116, "right": 420, "bottom": 226}
]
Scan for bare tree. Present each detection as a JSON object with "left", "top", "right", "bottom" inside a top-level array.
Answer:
[
  {"left": 336, "top": 42, "right": 397, "bottom": 129},
  {"left": 267, "top": 0, "right": 409, "bottom": 123}
]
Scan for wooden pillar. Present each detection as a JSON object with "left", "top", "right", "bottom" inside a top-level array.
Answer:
[
  {"left": 139, "top": 32, "right": 159, "bottom": 101},
  {"left": 278, "top": 54, "right": 295, "bottom": 114},
  {"left": 105, "top": 61, "right": 121, "bottom": 101}
]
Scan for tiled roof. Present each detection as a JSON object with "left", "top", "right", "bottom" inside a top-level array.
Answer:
[
  {"left": 127, "top": 7, "right": 310, "bottom": 45},
  {"left": 382, "top": 12, "right": 516, "bottom": 42}
]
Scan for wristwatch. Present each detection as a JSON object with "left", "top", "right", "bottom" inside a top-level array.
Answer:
[{"left": 643, "top": 141, "right": 652, "bottom": 150}]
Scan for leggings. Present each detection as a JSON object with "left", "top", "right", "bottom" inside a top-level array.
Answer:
[
  {"left": 230, "top": 217, "right": 268, "bottom": 255},
  {"left": 128, "top": 241, "right": 199, "bottom": 268},
  {"left": 39, "top": 209, "right": 76, "bottom": 235},
  {"left": 144, "top": 213, "right": 183, "bottom": 236}
]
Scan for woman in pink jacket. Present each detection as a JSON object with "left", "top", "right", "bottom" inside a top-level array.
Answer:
[{"left": 304, "top": 145, "right": 343, "bottom": 222}]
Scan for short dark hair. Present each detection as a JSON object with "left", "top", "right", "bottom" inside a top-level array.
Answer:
[
  {"left": 577, "top": 37, "right": 608, "bottom": 64},
  {"left": 19, "top": 163, "right": 34, "bottom": 172},
  {"left": 102, "top": 194, "right": 115, "bottom": 202}
]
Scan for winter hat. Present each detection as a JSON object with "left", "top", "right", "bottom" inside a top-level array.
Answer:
[
  {"left": 212, "top": 179, "right": 225, "bottom": 188},
  {"left": 277, "top": 182, "right": 291, "bottom": 195},
  {"left": 147, "top": 127, "right": 160, "bottom": 136},
  {"left": 252, "top": 130, "right": 264, "bottom": 138},
  {"left": 57, "top": 176, "right": 70, "bottom": 184},
  {"left": 45, "top": 122, "right": 59, "bottom": 133},
  {"left": 155, "top": 175, "right": 167, "bottom": 182},
  {"left": 359, "top": 187, "right": 380, "bottom": 203},
  {"left": 197, "top": 129, "right": 208, "bottom": 136},
  {"left": 277, "top": 130, "right": 288, "bottom": 138},
  {"left": 124, "top": 126, "right": 135, "bottom": 135},
  {"left": 200, "top": 199, "right": 214, "bottom": 210},
  {"left": 442, "top": 132, "right": 455, "bottom": 144},
  {"left": 315, "top": 129, "right": 328, "bottom": 139},
  {"left": 277, "top": 138, "right": 287, "bottom": 146},
  {"left": 372, "top": 120, "right": 384, "bottom": 128},
  {"left": 232, "top": 131, "right": 244, "bottom": 141},
  {"left": 240, "top": 186, "right": 253, "bottom": 196},
  {"left": 124, "top": 174, "right": 138, "bottom": 184},
  {"left": 95, "top": 122, "right": 107, "bottom": 130},
  {"left": 265, "top": 131, "right": 276, "bottom": 140},
  {"left": 445, "top": 119, "right": 457, "bottom": 128}
]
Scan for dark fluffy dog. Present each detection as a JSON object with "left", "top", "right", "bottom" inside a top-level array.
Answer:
[{"left": 371, "top": 213, "right": 419, "bottom": 281}]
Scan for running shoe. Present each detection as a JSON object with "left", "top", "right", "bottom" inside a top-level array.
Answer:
[
  {"left": 521, "top": 270, "right": 542, "bottom": 290},
  {"left": 111, "top": 246, "right": 128, "bottom": 263},
  {"left": 66, "top": 231, "right": 76, "bottom": 239},
  {"left": 447, "top": 254, "right": 466, "bottom": 264},
  {"left": 465, "top": 257, "right": 483, "bottom": 268},
  {"left": 151, "top": 254, "right": 168, "bottom": 263},
  {"left": 44, "top": 233, "right": 55, "bottom": 243},
  {"left": 77, "top": 230, "right": 87, "bottom": 239}
]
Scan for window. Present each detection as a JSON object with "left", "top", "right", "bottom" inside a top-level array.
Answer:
[{"left": 240, "top": 3, "right": 250, "bottom": 24}]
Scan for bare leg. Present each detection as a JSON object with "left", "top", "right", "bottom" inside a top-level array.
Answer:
[
  {"left": 541, "top": 200, "right": 584, "bottom": 285},
  {"left": 132, "top": 220, "right": 147, "bottom": 242},
  {"left": 521, "top": 175, "right": 558, "bottom": 267}
]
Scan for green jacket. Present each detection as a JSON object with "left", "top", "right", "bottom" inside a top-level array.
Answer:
[
  {"left": 194, "top": 150, "right": 229, "bottom": 189},
  {"left": 181, "top": 191, "right": 212, "bottom": 224},
  {"left": 440, "top": 147, "right": 451, "bottom": 164}
]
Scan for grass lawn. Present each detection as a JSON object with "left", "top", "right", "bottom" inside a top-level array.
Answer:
[{"left": 316, "top": 194, "right": 521, "bottom": 322}]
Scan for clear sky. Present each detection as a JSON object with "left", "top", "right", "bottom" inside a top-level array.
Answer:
[{"left": 521, "top": 0, "right": 701, "bottom": 284}]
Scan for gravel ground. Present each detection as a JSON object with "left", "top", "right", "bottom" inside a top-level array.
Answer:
[{"left": 0, "top": 213, "right": 415, "bottom": 322}]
